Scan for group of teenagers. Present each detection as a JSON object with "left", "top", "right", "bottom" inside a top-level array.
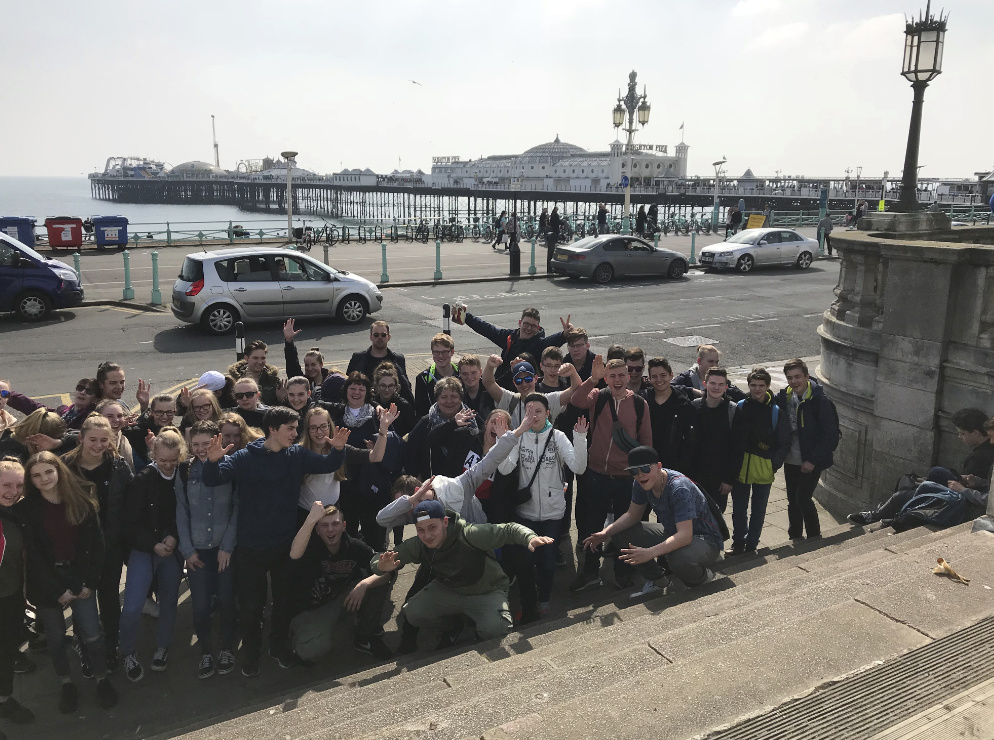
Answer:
[{"left": 0, "top": 305, "right": 843, "bottom": 730}]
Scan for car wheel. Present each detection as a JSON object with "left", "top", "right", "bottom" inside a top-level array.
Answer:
[
  {"left": 16, "top": 291, "right": 51, "bottom": 321},
  {"left": 796, "top": 251, "right": 813, "bottom": 269},
  {"left": 736, "top": 254, "right": 755, "bottom": 273},
  {"left": 668, "top": 259, "right": 688, "bottom": 279},
  {"left": 593, "top": 263, "right": 614, "bottom": 284},
  {"left": 201, "top": 304, "right": 239, "bottom": 335},
  {"left": 337, "top": 295, "right": 368, "bottom": 324}
]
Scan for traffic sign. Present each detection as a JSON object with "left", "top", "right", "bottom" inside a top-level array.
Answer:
[{"left": 621, "top": 175, "right": 629, "bottom": 188}]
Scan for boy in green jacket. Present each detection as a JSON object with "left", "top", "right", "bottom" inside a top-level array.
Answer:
[{"left": 373, "top": 500, "right": 552, "bottom": 647}]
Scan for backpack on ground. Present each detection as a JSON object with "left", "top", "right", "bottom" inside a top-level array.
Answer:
[{"left": 891, "top": 487, "right": 969, "bottom": 532}]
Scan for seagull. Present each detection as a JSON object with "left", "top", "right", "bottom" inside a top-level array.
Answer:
[{"left": 409, "top": 80, "right": 422, "bottom": 87}]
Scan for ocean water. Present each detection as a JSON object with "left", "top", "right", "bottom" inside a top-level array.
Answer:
[{"left": 0, "top": 176, "right": 293, "bottom": 229}]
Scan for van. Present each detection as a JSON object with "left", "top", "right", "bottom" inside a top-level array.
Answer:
[{"left": 0, "top": 232, "right": 84, "bottom": 320}]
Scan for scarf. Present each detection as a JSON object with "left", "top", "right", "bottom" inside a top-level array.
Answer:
[
  {"left": 427, "top": 402, "right": 479, "bottom": 434},
  {"left": 340, "top": 403, "right": 375, "bottom": 430}
]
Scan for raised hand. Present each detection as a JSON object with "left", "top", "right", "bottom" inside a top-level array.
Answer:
[
  {"left": 283, "top": 318, "right": 302, "bottom": 343},
  {"left": 573, "top": 416, "right": 589, "bottom": 435},
  {"left": 136, "top": 379, "right": 151, "bottom": 410},
  {"left": 275, "top": 378, "right": 288, "bottom": 402},
  {"left": 559, "top": 314, "right": 572, "bottom": 331},
  {"left": 207, "top": 433, "right": 234, "bottom": 462},
  {"left": 179, "top": 386, "right": 192, "bottom": 407},
  {"left": 25, "top": 434, "right": 61, "bottom": 453},
  {"left": 527, "top": 535, "right": 555, "bottom": 552},
  {"left": 590, "top": 354, "right": 606, "bottom": 382},
  {"left": 453, "top": 408, "right": 474, "bottom": 427},
  {"left": 378, "top": 403, "right": 400, "bottom": 429},
  {"left": 144, "top": 429, "right": 156, "bottom": 447},
  {"left": 486, "top": 354, "right": 503, "bottom": 370},
  {"left": 558, "top": 362, "right": 578, "bottom": 381},
  {"left": 307, "top": 499, "right": 326, "bottom": 522},
  {"left": 411, "top": 476, "right": 436, "bottom": 504},
  {"left": 377, "top": 551, "right": 401, "bottom": 572},
  {"left": 329, "top": 426, "right": 351, "bottom": 450}
]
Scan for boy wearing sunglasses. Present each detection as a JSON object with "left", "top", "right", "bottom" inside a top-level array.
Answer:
[
  {"left": 583, "top": 446, "right": 723, "bottom": 594},
  {"left": 481, "top": 356, "right": 581, "bottom": 428}
]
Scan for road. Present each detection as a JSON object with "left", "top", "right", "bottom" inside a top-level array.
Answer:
[{"left": 2, "top": 262, "right": 839, "bottom": 405}]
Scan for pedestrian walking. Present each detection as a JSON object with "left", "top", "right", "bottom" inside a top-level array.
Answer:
[
  {"left": 818, "top": 213, "right": 834, "bottom": 256},
  {"left": 546, "top": 207, "right": 560, "bottom": 271},
  {"left": 491, "top": 211, "right": 507, "bottom": 251},
  {"left": 635, "top": 206, "right": 646, "bottom": 237},
  {"left": 507, "top": 212, "right": 521, "bottom": 276},
  {"left": 597, "top": 204, "right": 608, "bottom": 234}
]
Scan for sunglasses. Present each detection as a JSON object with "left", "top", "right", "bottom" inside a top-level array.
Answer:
[
  {"left": 76, "top": 385, "right": 96, "bottom": 394},
  {"left": 0, "top": 390, "right": 10, "bottom": 398},
  {"left": 514, "top": 375, "right": 535, "bottom": 386},
  {"left": 234, "top": 391, "right": 258, "bottom": 400},
  {"left": 625, "top": 464, "right": 653, "bottom": 474},
  {"left": 627, "top": 366, "right": 645, "bottom": 374},
  {"left": 371, "top": 332, "right": 388, "bottom": 338}
]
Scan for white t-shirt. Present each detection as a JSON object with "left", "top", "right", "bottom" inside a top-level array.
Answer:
[{"left": 497, "top": 388, "right": 565, "bottom": 427}]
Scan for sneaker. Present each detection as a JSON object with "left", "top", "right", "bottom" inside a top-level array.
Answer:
[
  {"left": 240, "top": 656, "right": 260, "bottom": 678},
  {"left": 435, "top": 620, "right": 465, "bottom": 651},
  {"left": 0, "top": 697, "right": 35, "bottom": 724},
  {"left": 124, "top": 652, "right": 144, "bottom": 683},
  {"left": 71, "top": 636, "right": 93, "bottom": 679},
  {"left": 217, "top": 650, "right": 236, "bottom": 675},
  {"left": 614, "top": 574, "right": 636, "bottom": 590},
  {"left": 847, "top": 511, "right": 877, "bottom": 526},
  {"left": 105, "top": 647, "right": 120, "bottom": 672},
  {"left": 197, "top": 653, "right": 215, "bottom": 680},
  {"left": 568, "top": 571, "right": 601, "bottom": 592},
  {"left": 538, "top": 601, "right": 551, "bottom": 619},
  {"left": 268, "top": 644, "right": 296, "bottom": 669},
  {"left": 150, "top": 647, "right": 168, "bottom": 672},
  {"left": 555, "top": 548, "right": 568, "bottom": 568},
  {"left": 95, "top": 678, "right": 118, "bottom": 710},
  {"left": 629, "top": 580, "right": 665, "bottom": 599},
  {"left": 58, "top": 683, "right": 78, "bottom": 714},
  {"left": 142, "top": 598, "right": 160, "bottom": 619},
  {"left": 353, "top": 634, "right": 392, "bottom": 661},
  {"left": 726, "top": 543, "right": 745, "bottom": 556},
  {"left": 12, "top": 652, "right": 36, "bottom": 674}
]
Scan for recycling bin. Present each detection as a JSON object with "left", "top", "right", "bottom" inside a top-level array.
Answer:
[
  {"left": 44, "top": 217, "right": 84, "bottom": 249},
  {"left": 92, "top": 215, "right": 129, "bottom": 248},
  {"left": 0, "top": 216, "right": 37, "bottom": 246}
]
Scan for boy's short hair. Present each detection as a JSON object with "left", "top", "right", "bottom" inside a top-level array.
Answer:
[
  {"left": 697, "top": 344, "right": 721, "bottom": 359},
  {"left": 540, "top": 346, "right": 563, "bottom": 363},
  {"left": 705, "top": 367, "right": 728, "bottom": 381},
  {"left": 605, "top": 358, "right": 627, "bottom": 371},
  {"left": 457, "top": 354, "right": 481, "bottom": 370},
  {"left": 430, "top": 333, "right": 454, "bottom": 350},
  {"left": 392, "top": 475, "right": 421, "bottom": 499},
  {"left": 521, "top": 308, "right": 540, "bottom": 322},
  {"left": 262, "top": 406, "right": 300, "bottom": 436},
  {"left": 952, "top": 408, "right": 989, "bottom": 434},
  {"left": 783, "top": 358, "right": 809, "bottom": 376},
  {"left": 624, "top": 347, "right": 645, "bottom": 363},
  {"left": 647, "top": 357, "right": 672, "bottom": 374},
  {"left": 190, "top": 420, "right": 220, "bottom": 438},
  {"left": 747, "top": 368, "right": 772, "bottom": 386},
  {"left": 565, "top": 327, "right": 588, "bottom": 344},
  {"left": 522, "top": 392, "right": 549, "bottom": 411}
]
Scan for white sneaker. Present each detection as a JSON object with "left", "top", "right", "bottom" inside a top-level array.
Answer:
[
  {"left": 629, "top": 579, "right": 666, "bottom": 599},
  {"left": 143, "top": 598, "right": 160, "bottom": 619}
]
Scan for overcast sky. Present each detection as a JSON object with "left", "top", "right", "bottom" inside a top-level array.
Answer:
[{"left": 4, "top": 0, "right": 990, "bottom": 180}]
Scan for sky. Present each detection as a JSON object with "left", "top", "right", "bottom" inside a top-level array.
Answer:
[{"left": 4, "top": 0, "right": 991, "bottom": 181}]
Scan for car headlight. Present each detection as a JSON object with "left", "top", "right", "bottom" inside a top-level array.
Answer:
[
  {"left": 55, "top": 269, "right": 78, "bottom": 282},
  {"left": 718, "top": 251, "right": 733, "bottom": 258}
]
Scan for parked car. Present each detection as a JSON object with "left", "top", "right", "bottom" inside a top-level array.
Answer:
[
  {"left": 698, "top": 228, "right": 818, "bottom": 273},
  {"left": 0, "top": 232, "right": 84, "bottom": 321},
  {"left": 549, "top": 234, "right": 689, "bottom": 284},
  {"left": 171, "top": 247, "right": 384, "bottom": 335}
]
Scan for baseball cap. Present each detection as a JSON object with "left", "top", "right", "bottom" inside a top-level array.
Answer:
[
  {"left": 198, "top": 371, "right": 226, "bottom": 392},
  {"left": 625, "top": 446, "right": 659, "bottom": 472},
  {"left": 512, "top": 361, "right": 536, "bottom": 377},
  {"left": 413, "top": 499, "right": 446, "bottom": 522}
]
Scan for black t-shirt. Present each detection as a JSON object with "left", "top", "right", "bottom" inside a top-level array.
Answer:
[
  {"left": 80, "top": 458, "right": 114, "bottom": 514},
  {"left": 963, "top": 440, "right": 994, "bottom": 481},
  {"left": 292, "top": 531, "right": 374, "bottom": 612}
]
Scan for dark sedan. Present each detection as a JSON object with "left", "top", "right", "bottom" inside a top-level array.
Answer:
[{"left": 549, "top": 235, "right": 689, "bottom": 284}]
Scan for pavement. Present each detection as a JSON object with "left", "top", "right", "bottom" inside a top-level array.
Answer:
[{"left": 33, "top": 227, "right": 825, "bottom": 305}]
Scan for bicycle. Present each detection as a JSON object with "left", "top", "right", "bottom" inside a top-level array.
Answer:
[{"left": 414, "top": 220, "right": 430, "bottom": 244}]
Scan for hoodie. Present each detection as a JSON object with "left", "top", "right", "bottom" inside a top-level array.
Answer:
[
  {"left": 463, "top": 313, "right": 567, "bottom": 388},
  {"left": 774, "top": 379, "right": 840, "bottom": 472},
  {"left": 732, "top": 391, "right": 793, "bottom": 485},
  {"left": 203, "top": 439, "right": 345, "bottom": 549},
  {"left": 498, "top": 425, "right": 586, "bottom": 522}
]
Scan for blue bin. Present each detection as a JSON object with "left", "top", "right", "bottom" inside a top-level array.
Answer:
[
  {"left": 92, "top": 216, "right": 129, "bottom": 247},
  {"left": 0, "top": 216, "right": 37, "bottom": 247}
]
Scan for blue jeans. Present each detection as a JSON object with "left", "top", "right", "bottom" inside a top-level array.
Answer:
[
  {"left": 731, "top": 482, "right": 772, "bottom": 549},
  {"left": 38, "top": 591, "right": 107, "bottom": 678},
  {"left": 118, "top": 549, "right": 183, "bottom": 656},
  {"left": 187, "top": 547, "right": 237, "bottom": 654}
]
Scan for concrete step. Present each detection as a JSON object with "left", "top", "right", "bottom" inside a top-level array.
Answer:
[
  {"left": 194, "top": 525, "right": 972, "bottom": 740},
  {"left": 343, "top": 526, "right": 981, "bottom": 740}
]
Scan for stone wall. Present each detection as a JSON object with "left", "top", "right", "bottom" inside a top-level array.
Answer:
[{"left": 816, "top": 224, "right": 994, "bottom": 515}]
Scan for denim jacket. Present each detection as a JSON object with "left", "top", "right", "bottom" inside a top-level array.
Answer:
[{"left": 175, "top": 457, "right": 237, "bottom": 559}]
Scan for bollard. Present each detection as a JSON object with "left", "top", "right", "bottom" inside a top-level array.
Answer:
[
  {"left": 689, "top": 232, "right": 697, "bottom": 266},
  {"left": 653, "top": 234, "right": 659, "bottom": 250},
  {"left": 380, "top": 241, "right": 389, "bottom": 283},
  {"left": 434, "top": 240, "right": 442, "bottom": 280},
  {"left": 442, "top": 303, "right": 451, "bottom": 335},
  {"left": 323, "top": 240, "right": 330, "bottom": 265},
  {"left": 234, "top": 322, "right": 245, "bottom": 361},
  {"left": 528, "top": 237, "right": 537, "bottom": 275},
  {"left": 150, "top": 250, "right": 162, "bottom": 305},
  {"left": 122, "top": 250, "right": 135, "bottom": 300},
  {"left": 166, "top": 222, "right": 172, "bottom": 246},
  {"left": 228, "top": 221, "right": 234, "bottom": 244},
  {"left": 73, "top": 252, "right": 81, "bottom": 282}
]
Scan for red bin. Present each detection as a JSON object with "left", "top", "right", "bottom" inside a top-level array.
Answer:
[{"left": 44, "top": 217, "right": 84, "bottom": 249}]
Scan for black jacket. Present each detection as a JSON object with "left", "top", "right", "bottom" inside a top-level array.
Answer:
[
  {"left": 963, "top": 440, "right": 994, "bottom": 482},
  {"left": 16, "top": 492, "right": 104, "bottom": 608},
  {"left": 731, "top": 392, "right": 793, "bottom": 475},
  {"left": 403, "top": 416, "right": 483, "bottom": 480},
  {"left": 464, "top": 313, "right": 567, "bottom": 388},
  {"left": 284, "top": 341, "right": 330, "bottom": 400},
  {"left": 641, "top": 388, "right": 695, "bottom": 471},
  {"left": 125, "top": 466, "right": 179, "bottom": 553},
  {"left": 347, "top": 347, "right": 414, "bottom": 405},
  {"left": 685, "top": 397, "right": 742, "bottom": 494},
  {"left": 773, "top": 380, "right": 840, "bottom": 472},
  {"left": 64, "top": 453, "right": 134, "bottom": 551}
]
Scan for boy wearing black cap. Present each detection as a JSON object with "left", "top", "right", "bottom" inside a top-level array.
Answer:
[
  {"left": 583, "top": 446, "right": 723, "bottom": 592},
  {"left": 373, "top": 499, "right": 553, "bottom": 646}
]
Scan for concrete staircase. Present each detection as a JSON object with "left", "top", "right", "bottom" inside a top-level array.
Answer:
[{"left": 168, "top": 522, "right": 994, "bottom": 740}]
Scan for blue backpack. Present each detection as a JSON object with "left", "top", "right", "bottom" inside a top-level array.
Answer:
[{"left": 891, "top": 487, "right": 969, "bottom": 532}]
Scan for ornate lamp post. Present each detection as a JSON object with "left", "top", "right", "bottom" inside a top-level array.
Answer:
[
  {"left": 896, "top": 2, "right": 947, "bottom": 213},
  {"left": 281, "top": 150, "right": 298, "bottom": 240},
  {"left": 712, "top": 158, "right": 726, "bottom": 231},
  {"left": 612, "top": 71, "right": 650, "bottom": 234}
]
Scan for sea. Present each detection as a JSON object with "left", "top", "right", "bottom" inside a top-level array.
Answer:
[{"left": 0, "top": 176, "right": 293, "bottom": 230}]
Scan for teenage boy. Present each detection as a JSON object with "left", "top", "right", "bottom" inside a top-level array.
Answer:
[
  {"left": 458, "top": 355, "right": 495, "bottom": 419},
  {"left": 562, "top": 327, "right": 596, "bottom": 381},
  {"left": 641, "top": 358, "right": 694, "bottom": 471},
  {"left": 203, "top": 407, "right": 350, "bottom": 677},
  {"left": 775, "top": 359, "right": 840, "bottom": 540},
  {"left": 537, "top": 347, "right": 570, "bottom": 393},
  {"left": 289, "top": 502, "right": 393, "bottom": 663},
  {"left": 727, "top": 368, "right": 792, "bottom": 554},
  {"left": 584, "top": 446, "right": 723, "bottom": 590},
  {"left": 625, "top": 348, "right": 651, "bottom": 393},
  {"left": 481, "top": 355, "right": 580, "bottom": 427},
  {"left": 673, "top": 345, "right": 746, "bottom": 401},
  {"left": 685, "top": 367, "right": 742, "bottom": 512},
  {"left": 415, "top": 333, "right": 459, "bottom": 419}
]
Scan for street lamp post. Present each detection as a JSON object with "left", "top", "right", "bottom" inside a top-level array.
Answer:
[
  {"left": 612, "top": 71, "right": 650, "bottom": 235},
  {"left": 853, "top": 165, "right": 862, "bottom": 213},
  {"left": 281, "top": 150, "right": 298, "bottom": 241},
  {"left": 896, "top": 2, "right": 946, "bottom": 213},
  {"left": 712, "top": 158, "right": 726, "bottom": 231}
]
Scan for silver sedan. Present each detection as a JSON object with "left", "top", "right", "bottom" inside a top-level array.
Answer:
[
  {"left": 697, "top": 228, "right": 819, "bottom": 273},
  {"left": 549, "top": 235, "right": 689, "bottom": 284}
]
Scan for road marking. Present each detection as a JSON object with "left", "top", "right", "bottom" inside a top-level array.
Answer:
[
  {"left": 748, "top": 318, "right": 780, "bottom": 323},
  {"left": 683, "top": 324, "right": 721, "bottom": 330},
  {"left": 803, "top": 312, "right": 823, "bottom": 318},
  {"left": 107, "top": 307, "right": 148, "bottom": 315}
]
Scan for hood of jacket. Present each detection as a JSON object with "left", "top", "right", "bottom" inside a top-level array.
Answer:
[{"left": 227, "top": 360, "right": 281, "bottom": 383}]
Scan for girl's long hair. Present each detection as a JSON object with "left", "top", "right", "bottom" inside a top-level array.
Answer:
[
  {"left": 301, "top": 407, "right": 346, "bottom": 481},
  {"left": 182, "top": 389, "right": 222, "bottom": 428},
  {"left": 62, "top": 414, "right": 119, "bottom": 468},
  {"left": 24, "top": 451, "right": 99, "bottom": 526},
  {"left": 11, "top": 408, "right": 67, "bottom": 444}
]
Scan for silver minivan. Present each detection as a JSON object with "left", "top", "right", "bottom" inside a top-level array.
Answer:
[{"left": 171, "top": 247, "right": 384, "bottom": 334}]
